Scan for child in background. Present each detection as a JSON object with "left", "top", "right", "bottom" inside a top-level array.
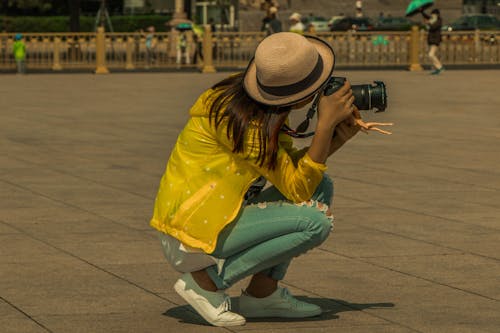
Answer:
[
  {"left": 144, "top": 26, "right": 157, "bottom": 68},
  {"left": 13, "top": 33, "right": 26, "bottom": 74}
]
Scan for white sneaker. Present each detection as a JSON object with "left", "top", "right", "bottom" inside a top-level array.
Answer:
[
  {"left": 238, "top": 287, "right": 322, "bottom": 318},
  {"left": 173, "top": 273, "right": 246, "bottom": 327}
]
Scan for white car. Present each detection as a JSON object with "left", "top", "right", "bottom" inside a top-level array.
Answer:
[{"left": 303, "top": 16, "right": 330, "bottom": 32}]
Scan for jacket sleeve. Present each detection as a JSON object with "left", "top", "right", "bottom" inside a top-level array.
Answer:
[{"left": 253, "top": 149, "right": 327, "bottom": 203}]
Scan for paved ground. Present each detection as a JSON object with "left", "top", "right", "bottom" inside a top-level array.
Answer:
[{"left": 1, "top": 70, "right": 499, "bottom": 333}]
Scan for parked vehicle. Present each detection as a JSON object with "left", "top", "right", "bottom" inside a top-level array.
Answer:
[
  {"left": 329, "top": 17, "right": 375, "bottom": 31},
  {"left": 302, "top": 15, "right": 330, "bottom": 32},
  {"left": 328, "top": 15, "right": 346, "bottom": 28},
  {"left": 375, "top": 16, "right": 419, "bottom": 31},
  {"left": 442, "top": 14, "right": 500, "bottom": 31}
]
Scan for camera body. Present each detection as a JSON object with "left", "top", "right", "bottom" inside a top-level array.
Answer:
[{"left": 323, "top": 77, "right": 387, "bottom": 112}]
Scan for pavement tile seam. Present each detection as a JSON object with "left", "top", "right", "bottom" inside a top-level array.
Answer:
[
  {"left": 345, "top": 219, "right": 500, "bottom": 263},
  {"left": 3, "top": 126, "right": 170, "bottom": 169},
  {"left": 4, "top": 153, "right": 156, "bottom": 202},
  {"left": 4, "top": 151, "right": 160, "bottom": 199},
  {"left": 317, "top": 248, "right": 500, "bottom": 303},
  {"left": 0, "top": 296, "right": 52, "bottom": 333},
  {"left": 395, "top": 155, "right": 500, "bottom": 179},
  {"left": 0, "top": 221, "right": 20, "bottom": 235},
  {"left": 334, "top": 171, "right": 500, "bottom": 193},
  {"left": 330, "top": 155, "right": 500, "bottom": 191},
  {"left": 1, "top": 221, "right": 186, "bottom": 309},
  {"left": 355, "top": 252, "right": 465, "bottom": 259},
  {"left": 335, "top": 193, "right": 500, "bottom": 234},
  {"left": 2, "top": 238, "right": 203, "bottom": 323},
  {"left": 236, "top": 323, "right": 399, "bottom": 332},
  {"left": 0, "top": 177, "right": 150, "bottom": 235},
  {"left": 279, "top": 281, "right": 424, "bottom": 333}
]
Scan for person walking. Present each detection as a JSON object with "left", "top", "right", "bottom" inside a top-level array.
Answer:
[
  {"left": 13, "top": 33, "right": 26, "bottom": 74},
  {"left": 192, "top": 26, "right": 204, "bottom": 65},
  {"left": 355, "top": 0, "right": 363, "bottom": 18},
  {"left": 261, "top": 6, "right": 282, "bottom": 35},
  {"left": 421, "top": 8, "right": 444, "bottom": 75},
  {"left": 150, "top": 32, "right": 390, "bottom": 327}
]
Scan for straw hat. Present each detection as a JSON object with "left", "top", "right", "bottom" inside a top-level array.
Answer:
[{"left": 243, "top": 32, "right": 335, "bottom": 106}]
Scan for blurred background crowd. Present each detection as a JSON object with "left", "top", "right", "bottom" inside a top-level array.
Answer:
[{"left": 0, "top": 0, "right": 498, "bottom": 34}]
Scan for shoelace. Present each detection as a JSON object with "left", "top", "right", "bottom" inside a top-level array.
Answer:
[
  {"left": 280, "top": 288, "right": 301, "bottom": 308},
  {"left": 218, "top": 295, "right": 232, "bottom": 314}
]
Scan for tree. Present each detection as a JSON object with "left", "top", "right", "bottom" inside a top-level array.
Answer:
[
  {"left": 0, "top": 0, "right": 69, "bottom": 15},
  {"left": 68, "top": 0, "right": 81, "bottom": 32}
]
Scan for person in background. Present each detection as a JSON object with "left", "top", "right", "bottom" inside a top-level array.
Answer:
[
  {"left": 355, "top": 0, "right": 363, "bottom": 18},
  {"left": 261, "top": 0, "right": 279, "bottom": 12},
  {"left": 420, "top": 8, "right": 444, "bottom": 75},
  {"left": 378, "top": 11, "right": 385, "bottom": 22},
  {"left": 306, "top": 22, "right": 317, "bottom": 34},
  {"left": 288, "top": 12, "right": 305, "bottom": 34},
  {"left": 208, "top": 18, "right": 217, "bottom": 33},
  {"left": 261, "top": 6, "right": 282, "bottom": 35},
  {"left": 142, "top": 26, "right": 157, "bottom": 68},
  {"left": 192, "top": 26, "right": 204, "bottom": 65},
  {"left": 13, "top": 33, "right": 26, "bottom": 74},
  {"left": 176, "top": 30, "right": 190, "bottom": 68}
]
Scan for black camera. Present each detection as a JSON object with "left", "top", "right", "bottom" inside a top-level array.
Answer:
[
  {"left": 324, "top": 77, "right": 387, "bottom": 112},
  {"left": 286, "top": 76, "right": 388, "bottom": 137}
]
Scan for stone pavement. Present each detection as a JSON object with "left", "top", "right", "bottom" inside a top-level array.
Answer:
[{"left": 1, "top": 70, "right": 499, "bottom": 333}]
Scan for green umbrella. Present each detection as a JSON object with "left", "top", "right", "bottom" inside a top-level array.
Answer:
[
  {"left": 176, "top": 22, "right": 192, "bottom": 31},
  {"left": 405, "top": 0, "right": 434, "bottom": 17},
  {"left": 373, "top": 35, "right": 389, "bottom": 46}
]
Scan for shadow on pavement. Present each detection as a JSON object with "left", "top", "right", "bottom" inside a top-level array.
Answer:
[{"left": 163, "top": 296, "right": 395, "bottom": 326}]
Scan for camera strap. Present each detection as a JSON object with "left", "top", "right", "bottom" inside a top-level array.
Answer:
[
  {"left": 281, "top": 92, "right": 321, "bottom": 138},
  {"left": 281, "top": 123, "right": 315, "bottom": 138}
]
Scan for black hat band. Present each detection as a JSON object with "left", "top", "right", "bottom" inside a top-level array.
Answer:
[{"left": 256, "top": 55, "right": 324, "bottom": 97}]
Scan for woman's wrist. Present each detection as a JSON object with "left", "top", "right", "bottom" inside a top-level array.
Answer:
[
  {"left": 329, "top": 135, "right": 345, "bottom": 155},
  {"left": 315, "top": 121, "right": 337, "bottom": 135},
  {"left": 308, "top": 124, "right": 336, "bottom": 164}
]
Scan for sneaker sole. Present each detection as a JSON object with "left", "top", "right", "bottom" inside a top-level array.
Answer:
[
  {"left": 239, "top": 306, "right": 322, "bottom": 318},
  {"left": 174, "top": 279, "right": 246, "bottom": 327}
]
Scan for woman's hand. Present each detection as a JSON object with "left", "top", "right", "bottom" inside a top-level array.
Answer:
[
  {"left": 316, "top": 81, "right": 355, "bottom": 133},
  {"left": 307, "top": 81, "right": 355, "bottom": 164},
  {"left": 329, "top": 107, "right": 393, "bottom": 155}
]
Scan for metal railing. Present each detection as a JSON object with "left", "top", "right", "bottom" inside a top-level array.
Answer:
[
  {"left": 1, "top": 27, "right": 498, "bottom": 73},
  {"left": 428, "top": 30, "right": 499, "bottom": 65}
]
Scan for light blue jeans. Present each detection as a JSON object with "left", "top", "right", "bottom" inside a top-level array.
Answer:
[{"left": 206, "top": 175, "right": 334, "bottom": 290}]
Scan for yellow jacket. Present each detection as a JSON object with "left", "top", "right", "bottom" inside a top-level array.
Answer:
[{"left": 150, "top": 88, "right": 327, "bottom": 253}]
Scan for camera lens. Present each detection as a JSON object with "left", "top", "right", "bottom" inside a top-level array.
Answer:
[{"left": 352, "top": 81, "right": 387, "bottom": 111}]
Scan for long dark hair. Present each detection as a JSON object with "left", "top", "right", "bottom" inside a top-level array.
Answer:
[{"left": 208, "top": 73, "right": 291, "bottom": 170}]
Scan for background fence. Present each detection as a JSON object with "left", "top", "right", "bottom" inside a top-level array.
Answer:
[{"left": 1, "top": 27, "right": 499, "bottom": 73}]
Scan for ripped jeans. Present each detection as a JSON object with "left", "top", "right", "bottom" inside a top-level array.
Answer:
[{"left": 206, "top": 175, "right": 334, "bottom": 290}]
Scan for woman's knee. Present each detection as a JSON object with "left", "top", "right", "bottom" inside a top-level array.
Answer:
[{"left": 300, "top": 206, "right": 333, "bottom": 246}]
